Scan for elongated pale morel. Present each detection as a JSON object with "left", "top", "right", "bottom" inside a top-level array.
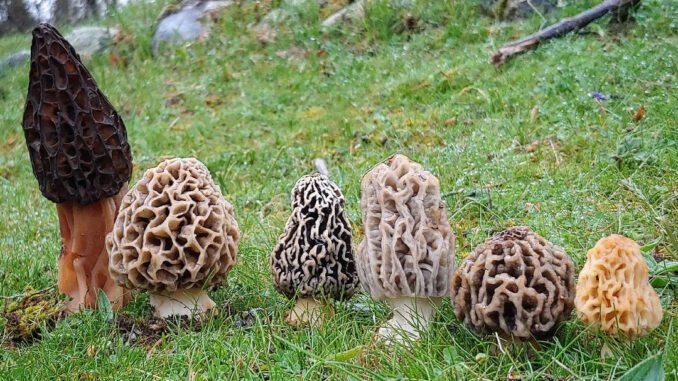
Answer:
[
  {"left": 21, "top": 23, "right": 133, "bottom": 312},
  {"left": 357, "top": 154, "right": 456, "bottom": 342}
]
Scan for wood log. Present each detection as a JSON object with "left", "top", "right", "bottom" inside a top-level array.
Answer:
[{"left": 491, "top": 0, "right": 641, "bottom": 66}]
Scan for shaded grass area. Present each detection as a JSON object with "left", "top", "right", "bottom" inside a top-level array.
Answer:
[{"left": 0, "top": 0, "right": 676, "bottom": 379}]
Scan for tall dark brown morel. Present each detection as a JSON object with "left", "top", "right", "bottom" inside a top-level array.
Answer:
[{"left": 21, "top": 23, "right": 133, "bottom": 312}]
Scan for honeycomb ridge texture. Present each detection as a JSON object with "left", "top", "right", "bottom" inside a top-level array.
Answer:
[
  {"left": 357, "top": 154, "right": 455, "bottom": 300},
  {"left": 271, "top": 173, "right": 359, "bottom": 300},
  {"left": 451, "top": 227, "right": 575, "bottom": 338},
  {"left": 107, "top": 158, "right": 239, "bottom": 293},
  {"left": 22, "top": 23, "right": 132, "bottom": 204},
  {"left": 575, "top": 234, "right": 662, "bottom": 337}
]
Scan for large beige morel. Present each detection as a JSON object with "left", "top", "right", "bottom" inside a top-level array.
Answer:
[
  {"left": 575, "top": 235, "right": 662, "bottom": 337},
  {"left": 107, "top": 158, "right": 239, "bottom": 318},
  {"left": 357, "top": 154, "right": 455, "bottom": 342}
]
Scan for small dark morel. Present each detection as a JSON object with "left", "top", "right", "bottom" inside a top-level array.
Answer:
[
  {"left": 451, "top": 227, "right": 575, "bottom": 339},
  {"left": 270, "top": 173, "right": 359, "bottom": 327}
]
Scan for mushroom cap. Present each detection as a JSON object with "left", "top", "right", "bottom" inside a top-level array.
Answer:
[
  {"left": 22, "top": 23, "right": 132, "bottom": 205},
  {"left": 451, "top": 227, "right": 575, "bottom": 339},
  {"left": 575, "top": 234, "right": 662, "bottom": 337},
  {"left": 107, "top": 158, "right": 239, "bottom": 293},
  {"left": 356, "top": 154, "right": 455, "bottom": 300},
  {"left": 270, "top": 173, "right": 359, "bottom": 300}
]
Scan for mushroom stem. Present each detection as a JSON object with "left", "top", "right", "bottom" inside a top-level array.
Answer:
[
  {"left": 149, "top": 288, "right": 216, "bottom": 318},
  {"left": 57, "top": 186, "right": 130, "bottom": 312},
  {"left": 378, "top": 297, "right": 440, "bottom": 343},
  {"left": 285, "top": 298, "right": 325, "bottom": 327}
]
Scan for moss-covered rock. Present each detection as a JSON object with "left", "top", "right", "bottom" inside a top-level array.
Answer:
[{"left": 2, "top": 286, "right": 64, "bottom": 343}]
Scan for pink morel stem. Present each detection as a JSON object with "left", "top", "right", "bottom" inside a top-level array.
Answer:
[{"left": 57, "top": 186, "right": 131, "bottom": 312}]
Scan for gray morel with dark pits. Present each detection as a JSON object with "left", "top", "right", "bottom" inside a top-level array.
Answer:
[
  {"left": 357, "top": 154, "right": 455, "bottom": 343},
  {"left": 451, "top": 226, "right": 576, "bottom": 339},
  {"left": 107, "top": 158, "right": 240, "bottom": 318},
  {"left": 270, "top": 173, "right": 358, "bottom": 327},
  {"left": 21, "top": 23, "right": 133, "bottom": 312}
]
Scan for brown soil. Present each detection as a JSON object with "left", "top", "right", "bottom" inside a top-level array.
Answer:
[{"left": 114, "top": 314, "right": 203, "bottom": 347}]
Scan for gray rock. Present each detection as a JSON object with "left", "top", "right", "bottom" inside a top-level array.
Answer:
[
  {"left": 151, "top": 0, "right": 233, "bottom": 54},
  {"left": 321, "top": 0, "right": 366, "bottom": 29},
  {"left": 0, "top": 25, "right": 118, "bottom": 76},
  {"left": 320, "top": 0, "right": 416, "bottom": 29},
  {"left": 0, "top": 50, "right": 30, "bottom": 74},
  {"left": 65, "top": 26, "right": 119, "bottom": 58},
  {"left": 252, "top": 0, "right": 324, "bottom": 38}
]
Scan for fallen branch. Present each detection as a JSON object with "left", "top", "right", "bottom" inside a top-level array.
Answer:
[{"left": 491, "top": 0, "right": 641, "bottom": 66}]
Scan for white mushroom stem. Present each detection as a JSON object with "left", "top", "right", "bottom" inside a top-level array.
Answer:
[
  {"left": 149, "top": 288, "right": 216, "bottom": 318},
  {"left": 285, "top": 298, "right": 324, "bottom": 327},
  {"left": 377, "top": 297, "right": 440, "bottom": 343}
]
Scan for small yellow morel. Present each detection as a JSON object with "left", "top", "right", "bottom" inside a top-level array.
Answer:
[
  {"left": 2, "top": 286, "right": 64, "bottom": 342},
  {"left": 575, "top": 234, "right": 663, "bottom": 337}
]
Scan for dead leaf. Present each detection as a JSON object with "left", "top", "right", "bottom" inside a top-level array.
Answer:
[
  {"left": 600, "top": 343, "right": 614, "bottom": 359},
  {"left": 257, "top": 24, "right": 276, "bottom": 45},
  {"left": 165, "top": 92, "right": 184, "bottom": 107},
  {"left": 168, "top": 117, "right": 185, "bottom": 132},
  {"left": 108, "top": 52, "right": 122, "bottom": 68},
  {"left": 111, "top": 27, "right": 132, "bottom": 45},
  {"left": 444, "top": 117, "right": 457, "bottom": 127},
  {"left": 3, "top": 136, "right": 18, "bottom": 150},
  {"left": 507, "top": 369, "right": 522, "bottom": 381},
  {"left": 652, "top": 245, "right": 670, "bottom": 262},
  {"left": 412, "top": 79, "right": 431, "bottom": 91},
  {"left": 440, "top": 69, "right": 456, "bottom": 79},
  {"left": 632, "top": 105, "right": 646, "bottom": 121},
  {"left": 205, "top": 94, "right": 223, "bottom": 108},
  {"left": 524, "top": 140, "right": 540, "bottom": 153},
  {"left": 86, "top": 345, "right": 98, "bottom": 357},
  {"left": 301, "top": 106, "right": 327, "bottom": 119},
  {"left": 275, "top": 47, "right": 306, "bottom": 61},
  {"left": 524, "top": 202, "right": 541, "bottom": 211},
  {"left": 530, "top": 106, "right": 539, "bottom": 122}
]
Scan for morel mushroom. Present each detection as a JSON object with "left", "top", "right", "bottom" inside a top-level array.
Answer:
[
  {"left": 21, "top": 23, "right": 133, "bottom": 312},
  {"left": 107, "top": 158, "right": 239, "bottom": 318},
  {"left": 357, "top": 154, "right": 455, "bottom": 342},
  {"left": 451, "top": 227, "right": 575, "bottom": 339},
  {"left": 270, "top": 173, "right": 359, "bottom": 327},
  {"left": 575, "top": 235, "right": 662, "bottom": 337}
]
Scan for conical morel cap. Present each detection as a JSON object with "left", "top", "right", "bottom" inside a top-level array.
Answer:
[{"left": 22, "top": 23, "right": 132, "bottom": 205}]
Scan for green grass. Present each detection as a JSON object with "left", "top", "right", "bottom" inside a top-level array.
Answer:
[{"left": 0, "top": 0, "right": 676, "bottom": 379}]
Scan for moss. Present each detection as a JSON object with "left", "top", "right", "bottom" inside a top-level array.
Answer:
[{"left": 2, "top": 286, "right": 64, "bottom": 343}]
